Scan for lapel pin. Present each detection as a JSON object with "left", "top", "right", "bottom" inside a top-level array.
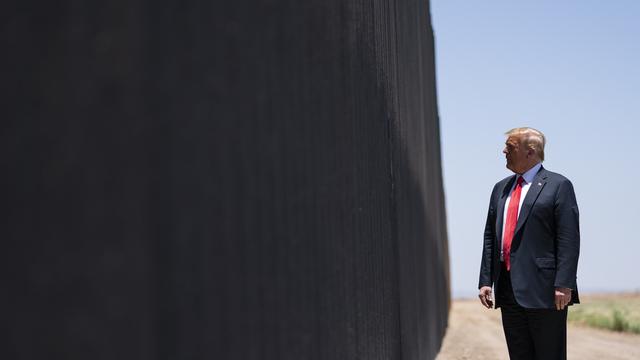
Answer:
[{"left": 538, "top": 182, "right": 542, "bottom": 186}]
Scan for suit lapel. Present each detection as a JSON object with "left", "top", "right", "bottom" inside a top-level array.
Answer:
[
  {"left": 514, "top": 167, "right": 548, "bottom": 236},
  {"left": 495, "top": 175, "right": 516, "bottom": 245}
]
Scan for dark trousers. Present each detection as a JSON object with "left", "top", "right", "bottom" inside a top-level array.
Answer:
[{"left": 497, "top": 264, "right": 567, "bottom": 360}]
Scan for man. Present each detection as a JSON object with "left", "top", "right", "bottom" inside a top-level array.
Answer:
[{"left": 478, "top": 127, "right": 580, "bottom": 360}]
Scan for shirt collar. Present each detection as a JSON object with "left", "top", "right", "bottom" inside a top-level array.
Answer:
[{"left": 520, "top": 162, "right": 542, "bottom": 184}]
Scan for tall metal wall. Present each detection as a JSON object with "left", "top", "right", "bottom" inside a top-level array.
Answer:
[{"left": 1, "top": 0, "right": 449, "bottom": 359}]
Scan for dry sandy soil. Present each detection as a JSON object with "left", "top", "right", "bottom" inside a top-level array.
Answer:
[{"left": 436, "top": 299, "right": 640, "bottom": 360}]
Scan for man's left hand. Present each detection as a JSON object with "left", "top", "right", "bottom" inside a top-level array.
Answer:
[{"left": 554, "top": 287, "right": 572, "bottom": 310}]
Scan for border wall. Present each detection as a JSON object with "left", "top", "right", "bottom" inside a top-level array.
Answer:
[{"left": 2, "top": 0, "right": 449, "bottom": 359}]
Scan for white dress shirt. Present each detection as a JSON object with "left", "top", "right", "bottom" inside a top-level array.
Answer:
[{"left": 500, "top": 162, "right": 543, "bottom": 261}]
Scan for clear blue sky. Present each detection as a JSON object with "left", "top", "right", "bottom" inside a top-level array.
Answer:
[{"left": 431, "top": 0, "right": 640, "bottom": 297}]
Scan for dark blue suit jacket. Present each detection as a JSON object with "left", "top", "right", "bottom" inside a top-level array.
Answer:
[{"left": 479, "top": 166, "right": 580, "bottom": 309}]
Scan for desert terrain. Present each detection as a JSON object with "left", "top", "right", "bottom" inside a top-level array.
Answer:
[{"left": 436, "top": 299, "right": 640, "bottom": 360}]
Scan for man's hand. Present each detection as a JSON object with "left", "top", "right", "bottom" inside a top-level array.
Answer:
[
  {"left": 555, "top": 287, "right": 572, "bottom": 310},
  {"left": 479, "top": 286, "right": 493, "bottom": 309}
]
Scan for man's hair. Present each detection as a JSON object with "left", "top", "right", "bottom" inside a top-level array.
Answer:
[{"left": 505, "top": 127, "right": 546, "bottom": 161}]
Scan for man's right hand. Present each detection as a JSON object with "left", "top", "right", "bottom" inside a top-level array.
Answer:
[{"left": 478, "top": 286, "right": 493, "bottom": 309}]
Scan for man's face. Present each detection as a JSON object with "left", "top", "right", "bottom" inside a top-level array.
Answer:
[{"left": 503, "top": 135, "right": 529, "bottom": 174}]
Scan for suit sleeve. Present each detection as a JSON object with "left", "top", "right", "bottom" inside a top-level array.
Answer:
[
  {"left": 478, "top": 185, "right": 498, "bottom": 289},
  {"left": 554, "top": 179, "right": 580, "bottom": 290}
]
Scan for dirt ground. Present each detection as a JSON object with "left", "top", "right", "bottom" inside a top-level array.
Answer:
[{"left": 436, "top": 300, "right": 640, "bottom": 360}]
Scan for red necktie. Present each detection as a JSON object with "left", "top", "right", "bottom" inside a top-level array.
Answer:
[{"left": 503, "top": 176, "right": 525, "bottom": 271}]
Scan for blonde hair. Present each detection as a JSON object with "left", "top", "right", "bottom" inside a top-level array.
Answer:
[{"left": 505, "top": 127, "right": 546, "bottom": 161}]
